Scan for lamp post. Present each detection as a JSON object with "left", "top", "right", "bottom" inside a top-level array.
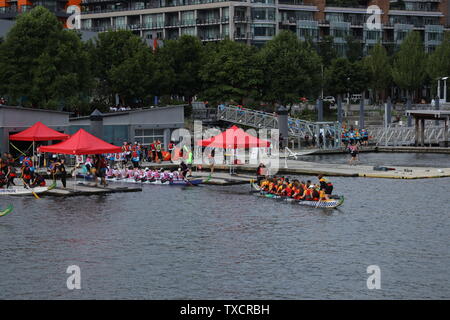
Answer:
[
  {"left": 442, "top": 77, "right": 448, "bottom": 103},
  {"left": 437, "top": 76, "right": 448, "bottom": 104}
]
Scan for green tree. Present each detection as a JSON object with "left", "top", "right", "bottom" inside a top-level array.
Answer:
[
  {"left": 258, "top": 30, "right": 322, "bottom": 107},
  {"left": 346, "top": 35, "right": 363, "bottom": 62},
  {"left": 325, "top": 58, "right": 369, "bottom": 96},
  {"left": 156, "top": 35, "right": 205, "bottom": 103},
  {"left": 363, "top": 42, "right": 392, "bottom": 103},
  {"left": 427, "top": 33, "right": 450, "bottom": 96},
  {"left": 391, "top": 31, "right": 427, "bottom": 100},
  {"left": 317, "top": 35, "right": 338, "bottom": 67},
  {"left": 0, "top": 6, "right": 91, "bottom": 110},
  {"left": 199, "top": 40, "right": 262, "bottom": 105},
  {"left": 89, "top": 30, "right": 154, "bottom": 107}
]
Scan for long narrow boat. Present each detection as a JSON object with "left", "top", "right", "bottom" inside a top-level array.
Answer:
[
  {"left": 0, "top": 182, "right": 56, "bottom": 196},
  {"left": 0, "top": 204, "right": 13, "bottom": 217},
  {"left": 251, "top": 182, "right": 344, "bottom": 209},
  {"left": 103, "top": 176, "right": 206, "bottom": 186}
]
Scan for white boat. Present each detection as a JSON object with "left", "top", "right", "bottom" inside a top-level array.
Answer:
[{"left": 0, "top": 182, "right": 56, "bottom": 196}]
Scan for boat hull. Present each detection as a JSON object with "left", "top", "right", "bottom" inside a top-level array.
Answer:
[
  {"left": 105, "top": 177, "right": 203, "bottom": 186},
  {"left": 0, "top": 186, "right": 50, "bottom": 196}
]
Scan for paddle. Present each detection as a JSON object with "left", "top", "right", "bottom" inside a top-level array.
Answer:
[
  {"left": 183, "top": 177, "right": 196, "bottom": 187},
  {"left": 22, "top": 178, "right": 40, "bottom": 199},
  {"left": 0, "top": 204, "right": 13, "bottom": 217}
]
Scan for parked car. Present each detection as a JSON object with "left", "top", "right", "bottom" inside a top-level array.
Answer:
[{"left": 323, "top": 96, "right": 336, "bottom": 105}]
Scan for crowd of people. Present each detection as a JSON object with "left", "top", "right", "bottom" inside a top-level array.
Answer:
[
  {"left": 104, "top": 140, "right": 176, "bottom": 168},
  {"left": 257, "top": 174, "right": 334, "bottom": 202},
  {"left": 341, "top": 127, "right": 369, "bottom": 147},
  {"left": 0, "top": 153, "right": 49, "bottom": 189}
]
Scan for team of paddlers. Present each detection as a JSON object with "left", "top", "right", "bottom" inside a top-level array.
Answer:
[
  {"left": 258, "top": 174, "right": 334, "bottom": 201},
  {"left": 105, "top": 167, "right": 188, "bottom": 183}
]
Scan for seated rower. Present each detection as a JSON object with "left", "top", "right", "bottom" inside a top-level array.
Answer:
[
  {"left": 30, "top": 173, "right": 46, "bottom": 188},
  {"left": 280, "top": 182, "right": 292, "bottom": 197},
  {"left": 299, "top": 185, "right": 315, "bottom": 201},
  {"left": 319, "top": 188, "right": 329, "bottom": 200},
  {"left": 312, "top": 185, "right": 320, "bottom": 201},
  {"left": 0, "top": 172, "right": 7, "bottom": 188}
]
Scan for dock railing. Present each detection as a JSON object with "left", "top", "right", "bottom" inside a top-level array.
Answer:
[{"left": 217, "top": 105, "right": 342, "bottom": 150}]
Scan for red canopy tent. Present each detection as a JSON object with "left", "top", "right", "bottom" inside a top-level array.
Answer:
[
  {"left": 39, "top": 129, "right": 121, "bottom": 155},
  {"left": 9, "top": 121, "right": 70, "bottom": 167},
  {"left": 9, "top": 121, "right": 70, "bottom": 142},
  {"left": 197, "top": 125, "right": 271, "bottom": 149},
  {"left": 197, "top": 125, "right": 270, "bottom": 174}
]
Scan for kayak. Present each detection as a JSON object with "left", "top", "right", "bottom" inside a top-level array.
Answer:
[
  {"left": 0, "top": 204, "right": 13, "bottom": 217},
  {"left": 0, "top": 181, "right": 56, "bottom": 196},
  {"left": 104, "top": 177, "right": 204, "bottom": 186},
  {"left": 251, "top": 182, "right": 344, "bottom": 209}
]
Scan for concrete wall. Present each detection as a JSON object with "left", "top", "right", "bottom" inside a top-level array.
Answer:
[{"left": 0, "top": 106, "right": 69, "bottom": 153}]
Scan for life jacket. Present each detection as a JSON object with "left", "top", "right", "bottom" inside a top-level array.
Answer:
[
  {"left": 285, "top": 186, "right": 292, "bottom": 197},
  {"left": 312, "top": 189, "right": 320, "bottom": 200},
  {"left": 325, "top": 182, "right": 333, "bottom": 194},
  {"left": 304, "top": 189, "right": 313, "bottom": 200}
]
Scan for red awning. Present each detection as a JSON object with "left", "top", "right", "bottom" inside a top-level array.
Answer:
[
  {"left": 9, "top": 121, "right": 70, "bottom": 141},
  {"left": 197, "top": 125, "right": 271, "bottom": 149},
  {"left": 39, "top": 129, "right": 122, "bottom": 155}
]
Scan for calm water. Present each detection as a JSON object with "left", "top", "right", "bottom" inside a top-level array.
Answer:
[
  {"left": 299, "top": 152, "right": 450, "bottom": 168},
  {"left": 0, "top": 172, "right": 449, "bottom": 299}
]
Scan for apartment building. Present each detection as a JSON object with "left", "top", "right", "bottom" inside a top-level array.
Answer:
[
  {"left": 1, "top": 1, "right": 449, "bottom": 54},
  {"left": 0, "top": 1, "right": 82, "bottom": 19}
]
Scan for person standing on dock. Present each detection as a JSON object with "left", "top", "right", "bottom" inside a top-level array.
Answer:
[
  {"left": 54, "top": 158, "right": 67, "bottom": 188},
  {"left": 93, "top": 155, "right": 108, "bottom": 187},
  {"left": 155, "top": 140, "right": 163, "bottom": 163},
  {"left": 348, "top": 143, "right": 359, "bottom": 165},
  {"left": 208, "top": 148, "right": 215, "bottom": 175}
]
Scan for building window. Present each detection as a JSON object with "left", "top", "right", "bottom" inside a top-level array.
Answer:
[
  {"left": 253, "top": 24, "right": 276, "bottom": 37},
  {"left": 251, "top": 8, "right": 276, "bottom": 21},
  {"left": 135, "top": 129, "right": 165, "bottom": 147},
  {"left": 181, "top": 27, "right": 196, "bottom": 35}
]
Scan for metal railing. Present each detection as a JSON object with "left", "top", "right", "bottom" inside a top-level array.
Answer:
[
  {"left": 217, "top": 105, "right": 341, "bottom": 149},
  {"left": 369, "top": 125, "right": 450, "bottom": 146}
]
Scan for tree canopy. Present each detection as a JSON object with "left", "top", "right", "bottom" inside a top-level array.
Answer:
[
  {"left": 0, "top": 6, "right": 91, "bottom": 110},
  {"left": 257, "top": 30, "right": 322, "bottom": 106},
  {"left": 392, "top": 31, "right": 427, "bottom": 94},
  {"left": 199, "top": 40, "right": 262, "bottom": 105}
]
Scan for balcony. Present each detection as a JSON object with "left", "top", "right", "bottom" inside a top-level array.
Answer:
[
  {"left": 234, "top": 32, "right": 254, "bottom": 40},
  {"left": 196, "top": 17, "right": 221, "bottom": 25},
  {"left": 199, "top": 33, "right": 228, "bottom": 41},
  {"left": 233, "top": 16, "right": 252, "bottom": 23},
  {"left": 81, "top": 0, "right": 239, "bottom": 15}
]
